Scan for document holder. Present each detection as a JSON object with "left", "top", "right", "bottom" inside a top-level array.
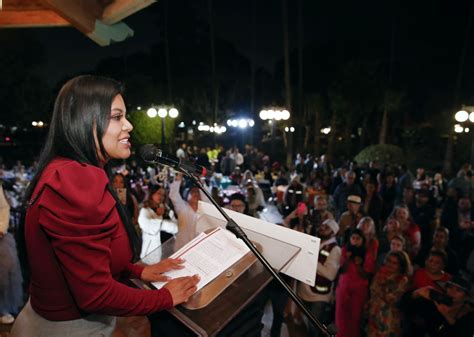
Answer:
[{"left": 135, "top": 211, "right": 300, "bottom": 311}]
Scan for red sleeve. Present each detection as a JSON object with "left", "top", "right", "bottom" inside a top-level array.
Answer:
[{"left": 37, "top": 162, "right": 173, "bottom": 316}]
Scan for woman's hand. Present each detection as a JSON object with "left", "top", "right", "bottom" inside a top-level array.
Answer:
[
  {"left": 413, "top": 286, "right": 431, "bottom": 300},
  {"left": 141, "top": 258, "right": 185, "bottom": 282},
  {"left": 164, "top": 275, "right": 200, "bottom": 305}
]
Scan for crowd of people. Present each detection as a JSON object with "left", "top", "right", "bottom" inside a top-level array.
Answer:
[
  {"left": 0, "top": 75, "right": 473, "bottom": 337},
  {"left": 2, "top": 143, "right": 473, "bottom": 337}
]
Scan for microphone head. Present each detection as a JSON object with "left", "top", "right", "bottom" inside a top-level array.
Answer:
[{"left": 140, "top": 144, "right": 159, "bottom": 163}]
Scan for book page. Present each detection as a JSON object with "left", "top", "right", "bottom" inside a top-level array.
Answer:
[{"left": 152, "top": 227, "right": 250, "bottom": 292}]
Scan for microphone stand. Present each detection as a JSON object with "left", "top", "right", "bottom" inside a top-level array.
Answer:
[{"left": 177, "top": 167, "right": 335, "bottom": 337}]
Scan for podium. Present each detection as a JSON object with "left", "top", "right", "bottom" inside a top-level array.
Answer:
[{"left": 133, "top": 204, "right": 318, "bottom": 336}]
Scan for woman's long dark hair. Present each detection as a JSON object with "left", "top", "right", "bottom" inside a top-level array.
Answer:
[{"left": 20, "top": 75, "right": 141, "bottom": 266}]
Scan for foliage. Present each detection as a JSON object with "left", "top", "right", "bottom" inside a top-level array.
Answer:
[
  {"left": 128, "top": 110, "right": 177, "bottom": 146},
  {"left": 354, "top": 144, "right": 404, "bottom": 166}
]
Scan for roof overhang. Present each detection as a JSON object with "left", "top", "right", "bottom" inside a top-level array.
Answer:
[{"left": 0, "top": 0, "right": 156, "bottom": 46}]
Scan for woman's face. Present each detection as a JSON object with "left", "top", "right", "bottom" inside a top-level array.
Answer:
[
  {"left": 425, "top": 255, "right": 444, "bottom": 274},
  {"left": 101, "top": 95, "right": 133, "bottom": 161},
  {"left": 386, "top": 219, "right": 400, "bottom": 232},
  {"left": 390, "top": 238, "right": 404, "bottom": 252},
  {"left": 151, "top": 189, "right": 164, "bottom": 204},
  {"left": 396, "top": 208, "right": 409, "bottom": 221},
  {"left": 112, "top": 175, "right": 125, "bottom": 189},
  {"left": 350, "top": 233, "right": 363, "bottom": 247},
  {"left": 358, "top": 220, "right": 372, "bottom": 235},
  {"left": 385, "top": 255, "right": 401, "bottom": 274}
]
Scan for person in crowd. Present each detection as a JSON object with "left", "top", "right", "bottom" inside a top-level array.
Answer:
[
  {"left": 281, "top": 174, "right": 304, "bottom": 217},
  {"left": 169, "top": 172, "right": 208, "bottom": 248},
  {"left": 176, "top": 142, "right": 187, "bottom": 161},
  {"left": 448, "top": 167, "right": 471, "bottom": 198},
  {"left": 378, "top": 171, "right": 397, "bottom": 221},
  {"left": 396, "top": 186, "right": 415, "bottom": 208},
  {"left": 362, "top": 180, "right": 383, "bottom": 233},
  {"left": 395, "top": 164, "right": 413, "bottom": 201},
  {"left": 230, "top": 147, "right": 244, "bottom": 167},
  {"left": 413, "top": 167, "right": 428, "bottom": 191},
  {"left": 138, "top": 185, "right": 178, "bottom": 258},
  {"left": 412, "top": 250, "right": 451, "bottom": 291},
  {"left": 431, "top": 172, "right": 448, "bottom": 207},
  {"left": 298, "top": 219, "right": 341, "bottom": 337},
  {"left": 415, "top": 227, "right": 460, "bottom": 275},
  {"left": 332, "top": 170, "right": 363, "bottom": 220},
  {"left": 440, "top": 195, "right": 474, "bottom": 259},
  {"left": 335, "top": 228, "right": 374, "bottom": 337},
  {"left": 0, "top": 183, "right": 23, "bottom": 325},
  {"left": 337, "top": 195, "right": 364, "bottom": 244},
  {"left": 230, "top": 166, "right": 243, "bottom": 185},
  {"left": 11, "top": 75, "right": 199, "bottom": 337},
  {"left": 220, "top": 150, "right": 236, "bottom": 176},
  {"left": 409, "top": 189, "right": 436, "bottom": 253},
  {"left": 390, "top": 204, "right": 421, "bottom": 260},
  {"left": 356, "top": 217, "right": 379, "bottom": 271},
  {"left": 245, "top": 182, "right": 266, "bottom": 218},
  {"left": 409, "top": 275, "right": 473, "bottom": 337},
  {"left": 227, "top": 192, "right": 249, "bottom": 215},
  {"left": 112, "top": 172, "right": 139, "bottom": 229},
  {"left": 329, "top": 167, "right": 347, "bottom": 195},
  {"left": 308, "top": 195, "right": 334, "bottom": 237},
  {"left": 367, "top": 251, "right": 411, "bottom": 337},
  {"left": 378, "top": 218, "right": 403, "bottom": 255},
  {"left": 195, "top": 147, "right": 210, "bottom": 169}
]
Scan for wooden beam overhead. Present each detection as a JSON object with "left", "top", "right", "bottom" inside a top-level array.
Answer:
[
  {"left": 102, "top": 0, "right": 155, "bottom": 25},
  {"left": 0, "top": 9, "right": 69, "bottom": 27},
  {"left": 0, "top": 0, "right": 151, "bottom": 45},
  {"left": 42, "top": 0, "right": 103, "bottom": 34}
]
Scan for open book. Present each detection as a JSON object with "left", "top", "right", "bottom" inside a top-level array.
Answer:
[{"left": 151, "top": 227, "right": 250, "bottom": 293}]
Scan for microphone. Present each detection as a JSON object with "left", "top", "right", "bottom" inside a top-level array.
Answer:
[{"left": 140, "top": 144, "right": 211, "bottom": 177}]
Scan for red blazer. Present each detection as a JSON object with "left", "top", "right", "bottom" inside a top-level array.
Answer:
[{"left": 26, "top": 158, "right": 173, "bottom": 321}]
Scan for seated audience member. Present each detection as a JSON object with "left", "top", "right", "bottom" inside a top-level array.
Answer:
[
  {"left": 138, "top": 185, "right": 178, "bottom": 258},
  {"left": 409, "top": 275, "right": 473, "bottom": 337},
  {"left": 412, "top": 250, "right": 451, "bottom": 291},
  {"left": 298, "top": 219, "right": 341, "bottom": 337},
  {"left": 367, "top": 251, "right": 411, "bottom": 337},
  {"left": 336, "top": 228, "right": 373, "bottom": 337},
  {"left": 415, "top": 227, "right": 460, "bottom": 275},
  {"left": 244, "top": 180, "right": 266, "bottom": 218},
  {"left": 227, "top": 192, "right": 249, "bottom": 215},
  {"left": 337, "top": 195, "right": 364, "bottom": 245},
  {"left": 390, "top": 204, "right": 421, "bottom": 260}
]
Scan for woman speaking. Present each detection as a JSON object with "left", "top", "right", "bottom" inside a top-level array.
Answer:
[{"left": 11, "top": 75, "right": 199, "bottom": 337}]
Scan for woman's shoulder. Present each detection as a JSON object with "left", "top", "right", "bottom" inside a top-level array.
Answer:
[{"left": 36, "top": 158, "right": 114, "bottom": 215}]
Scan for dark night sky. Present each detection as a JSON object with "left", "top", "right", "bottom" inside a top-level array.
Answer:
[{"left": 3, "top": 0, "right": 474, "bottom": 112}]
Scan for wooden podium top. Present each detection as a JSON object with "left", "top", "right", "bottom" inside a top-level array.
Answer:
[{"left": 168, "top": 262, "right": 272, "bottom": 337}]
